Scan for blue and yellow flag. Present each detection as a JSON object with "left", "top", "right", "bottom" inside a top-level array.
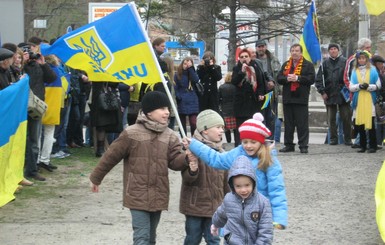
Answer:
[
  {"left": 365, "top": 0, "right": 385, "bottom": 16},
  {"left": 261, "top": 91, "right": 273, "bottom": 110},
  {"left": 299, "top": 0, "right": 321, "bottom": 64},
  {"left": 376, "top": 160, "right": 385, "bottom": 242},
  {"left": 42, "top": 65, "right": 66, "bottom": 125},
  {"left": 41, "top": 3, "right": 162, "bottom": 85},
  {"left": 0, "top": 76, "right": 29, "bottom": 207}
]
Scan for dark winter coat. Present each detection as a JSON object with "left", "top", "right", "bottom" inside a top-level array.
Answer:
[
  {"left": 179, "top": 130, "right": 229, "bottom": 217},
  {"left": 23, "top": 61, "right": 57, "bottom": 100},
  {"left": 219, "top": 82, "right": 236, "bottom": 117},
  {"left": 315, "top": 56, "right": 348, "bottom": 105},
  {"left": 196, "top": 64, "right": 222, "bottom": 111},
  {"left": 277, "top": 58, "right": 315, "bottom": 105},
  {"left": 118, "top": 83, "right": 131, "bottom": 108},
  {"left": 174, "top": 67, "right": 200, "bottom": 115},
  {"left": 231, "top": 60, "right": 267, "bottom": 118},
  {"left": 0, "top": 67, "right": 11, "bottom": 90},
  {"left": 90, "top": 112, "right": 188, "bottom": 212},
  {"left": 90, "top": 82, "right": 122, "bottom": 133}
]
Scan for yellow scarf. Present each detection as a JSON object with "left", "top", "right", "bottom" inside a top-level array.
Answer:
[{"left": 355, "top": 68, "right": 372, "bottom": 129}]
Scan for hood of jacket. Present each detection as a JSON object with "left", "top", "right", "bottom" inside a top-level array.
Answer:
[{"left": 228, "top": 155, "right": 256, "bottom": 192}]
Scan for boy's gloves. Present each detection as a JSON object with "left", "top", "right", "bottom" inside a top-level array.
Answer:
[{"left": 359, "top": 83, "right": 369, "bottom": 90}]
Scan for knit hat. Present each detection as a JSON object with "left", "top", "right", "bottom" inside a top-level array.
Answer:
[
  {"left": 372, "top": 55, "right": 385, "bottom": 63},
  {"left": 0, "top": 48, "right": 14, "bottom": 61},
  {"left": 196, "top": 109, "right": 224, "bottom": 132},
  {"left": 239, "top": 113, "right": 271, "bottom": 144},
  {"left": 328, "top": 43, "right": 340, "bottom": 51},
  {"left": 141, "top": 91, "right": 170, "bottom": 114}
]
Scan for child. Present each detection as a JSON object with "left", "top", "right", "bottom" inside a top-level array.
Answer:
[
  {"left": 219, "top": 72, "right": 238, "bottom": 144},
  {"left": 90, "top": 91, "right": 190, "bottom": 244},
  {"left": 349, "top": 50, "right": 381, "bottom": 153},
  {"left": 180, "top": 109, "right": 229, "bottom": 245},
  {"left": 211, "top": 155, "right": 273, "bottom": 244},
  {"left": 183, "top": 112, "right": 287, "bottom": 229}
]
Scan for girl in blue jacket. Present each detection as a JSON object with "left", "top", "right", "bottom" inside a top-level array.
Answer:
[{"left": 183, "top": 113, "right": 288, "bottom": 229}]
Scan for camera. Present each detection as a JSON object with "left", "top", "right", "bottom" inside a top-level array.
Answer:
[
  {"left": 29, "top": 52, "right": 41, "bottom": 60},
  {"left": 204, "top": 58, "right": 211, "bottom": 66}
]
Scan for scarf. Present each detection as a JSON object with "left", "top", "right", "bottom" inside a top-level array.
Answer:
[
  {"left": 244, "top": 65, "right": 257, "bottom": 92},
  {"left": 283, "top": 56, "right": 303, "bottom": 91},
  {"left": 355, "top": 67, "right": 373, "bottom": 129}
]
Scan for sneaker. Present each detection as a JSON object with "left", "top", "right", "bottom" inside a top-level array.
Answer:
[{"left": 51, "top": 151, "right": 70, "bottom": 158}]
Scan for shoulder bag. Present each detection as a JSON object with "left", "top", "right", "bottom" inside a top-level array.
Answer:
[{"left": 98, "top": 83, "right": 120, "bottom": 111}]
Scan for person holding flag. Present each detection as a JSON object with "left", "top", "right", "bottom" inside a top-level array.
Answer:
[
  {"left": 277, "top": 44, "right": 316, "bottom": 154},
  {"left": 231, "top": 48, "right": 271, "bottom": 147}
]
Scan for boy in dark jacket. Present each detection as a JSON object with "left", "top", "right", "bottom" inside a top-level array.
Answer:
[{"left": 211, "top": 155, "right": 273, "bottom": 245}]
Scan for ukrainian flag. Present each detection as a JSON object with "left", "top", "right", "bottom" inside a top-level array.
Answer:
[
  {"left": 365, "top": 0, "right": 385, "bottom": 16},
  {"left": 42, "top": 65, "right": 65, "bottom": 125},
  {"left": 299, "top": 0, "right": 321, "bottom": 64},
  {"left": 0, "top": 76, "right": 29, "bottom": 207},
  {"left": 41, "top": 3, "right": 162, "bottom": 85},
  {"left": 376, "top": 160, "right": 385, "bottom": 242}
]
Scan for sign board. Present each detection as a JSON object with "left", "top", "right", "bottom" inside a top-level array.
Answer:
[
  {"left": 165, "top": 41, "right": 205, "bottom": 66},
  {"left": 88, "top": 2, "right": 127, "bottom": 23}
]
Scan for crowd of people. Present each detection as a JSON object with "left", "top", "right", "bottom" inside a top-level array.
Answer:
[{"left": 2, "top": 33, "right": 384, "bottom": 244}]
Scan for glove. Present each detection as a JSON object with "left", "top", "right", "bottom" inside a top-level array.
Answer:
[{"left": 359, "top": 83, "right": 369, "bottom": 90}]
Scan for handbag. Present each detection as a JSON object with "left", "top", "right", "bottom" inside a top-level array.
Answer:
[
  {"left": 192, "top": 80, "right": 204, "bottom": 97},
  {"left": 28, "top": 90, "right": 48, "bottom": 120},
  {"left": 98, "top": 84, "right": 120, "bottom": 111},
  {"left": 340, "top": 86, "right": 350, "bottom": 103}
]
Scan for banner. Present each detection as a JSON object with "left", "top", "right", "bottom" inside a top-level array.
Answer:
[
  {"left": 364, "top": 0, "right": 385, "bottom": 16},
  {"left": 41, "top": 3, "right": 162, "bottom": 85},
  {"left": 261, "top": 91, "right": 273, "bottom": 110},
  {"left": 0, "top": 76, "right": 29, "bottom": 207},
  {"left": 299, "top": 0, "right": 321, "bottom": 64},
  {"left": 376, "top": 160, "right": 385, "bottom": 242}
]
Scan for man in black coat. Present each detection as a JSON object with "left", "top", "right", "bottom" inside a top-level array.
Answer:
[
  {"left": 0, "top": 48, "right": 14, "bottom": 90},
  {"left": 315, "top": 44, "right": 352, "bottom": 146},
  {"left": 277, "top": 43, "right": 315, "bottom": 154}
]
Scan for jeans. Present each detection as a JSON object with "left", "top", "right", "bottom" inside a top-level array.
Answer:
[
  {"left": 25, "top": 116, "right": 42, "bottom": 177},
  {"left": 122, "top": 106, "right": 129, "bottom": 128},
  {"left": 274, "top": 118, "right": 282, "bottom": 143},
  {"left": 130, "top": 209, "right": 161, "bottom": 245},
  {"left": 39, "top": 125, "right": 55, "bottom": 163},
  {"left": 53, "top": 98, "right": 71, "bottom": 153},
  {"left": 184, "top": 215, "right": 220, "bottom": 245}
]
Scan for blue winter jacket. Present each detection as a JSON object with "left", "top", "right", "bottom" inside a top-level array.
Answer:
[
  {"left": 212, "top": 156, "right": 273, "bottom": 245},
  {"left": 174, "top": 67, "right": 200, "bottom": 115},
  {"left": 189, "top": 139, "right": 288, "bottom": 227}
]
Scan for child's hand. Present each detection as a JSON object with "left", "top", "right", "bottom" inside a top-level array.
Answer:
[
  {"left": 182, "top": 137, "right": 191, "bottom": 150},
  {"left": 189, "top": 160, "right": 198, "bottom": 172},
  {"left": 210, "top": 224, "right": 219, "bottom": 236},
  {"left": 186, "top": 149, "right": 197, "bottom": 162}
]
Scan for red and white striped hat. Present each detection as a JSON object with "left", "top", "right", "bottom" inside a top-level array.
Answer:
[{"left": 239, "top": 113, "right": 271, "bottom": 143}]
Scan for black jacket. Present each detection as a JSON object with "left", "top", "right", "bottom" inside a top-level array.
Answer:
[
  {"left": 231, "top": 60, "right": 268, "bottom": 118},
  {"left": 277, "top": 58, "right": 315, "bottom": 105},
  {"left": 315, "top": 56, "right": 347, "bottom": 105},
  {"left": 23, "top": 61, "right": 57, "bottom": 100}
]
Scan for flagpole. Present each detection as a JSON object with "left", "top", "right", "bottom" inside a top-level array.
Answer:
[
  {"left": 131, "top": 3, "right": 187, "bottom": 139},
  {"left": 312, "top": 0, "right": 326, "bottom": 87}
]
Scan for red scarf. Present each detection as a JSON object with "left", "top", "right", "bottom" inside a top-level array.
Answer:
[{"left": 283, "top": 56, "right": 303, "bottom": 91}]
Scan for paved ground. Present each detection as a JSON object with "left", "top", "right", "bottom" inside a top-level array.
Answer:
[{"left": 0, "top": 133, "right": 384, "bottom": 245}]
